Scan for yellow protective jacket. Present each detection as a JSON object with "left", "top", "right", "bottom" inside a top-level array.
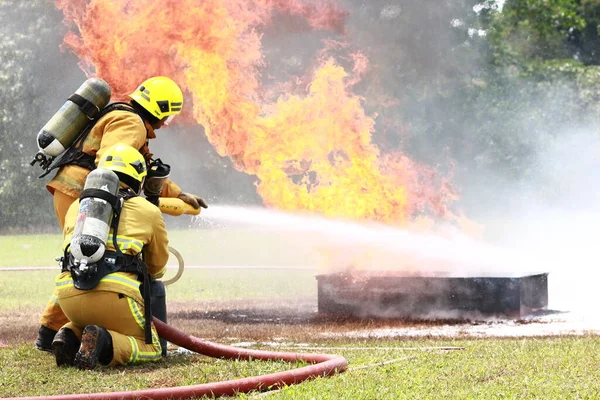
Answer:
[
  {"left": 47, "top": 107, "right": 181, "bottom": 199},
  {"left": 56, "top": 194, "right": 169, "bottom": 304}
]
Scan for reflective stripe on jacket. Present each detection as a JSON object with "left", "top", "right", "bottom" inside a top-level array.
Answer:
[{"left": 55, "top": 271, "right": 144, "bottom": 304}]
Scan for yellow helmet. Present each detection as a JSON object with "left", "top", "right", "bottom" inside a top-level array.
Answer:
[
  {"left": 98, "top": 143, "right": 147, "bottom": 187},
  {"left": 128, "top": 76, "right": 183, "bottom": 121}
]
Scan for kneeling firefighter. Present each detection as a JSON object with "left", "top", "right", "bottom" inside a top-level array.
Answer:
[
  {"left": 51, "top": 143, "right": 168, "bottom": 369},
  {"left": 35, "top": 76, "right": 208, "bottom": 351}
]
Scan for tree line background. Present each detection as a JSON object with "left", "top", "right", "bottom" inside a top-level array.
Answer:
[{"left": 2, "top": 0, "right": 600, "bottom": 233}]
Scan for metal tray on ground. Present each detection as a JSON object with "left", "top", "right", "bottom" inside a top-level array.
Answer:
[{"left": 316, "top": 270, "right": 548, "bottom": 319}]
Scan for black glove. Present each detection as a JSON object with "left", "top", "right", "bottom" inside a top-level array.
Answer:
[{"left": 178, "top": 192, "right": 208, "bottom": 209}]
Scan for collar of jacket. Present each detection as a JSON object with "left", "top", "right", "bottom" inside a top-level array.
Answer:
[{"left": 144, "top": 119, "right": 157, "bottom": 139}]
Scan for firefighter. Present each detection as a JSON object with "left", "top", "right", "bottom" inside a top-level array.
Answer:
[
  {"left": 36, "top": 76, "right": 207, "bottom": 351},
  {"left": 51, "top": 143, "right": 167, "bottom": 369}
]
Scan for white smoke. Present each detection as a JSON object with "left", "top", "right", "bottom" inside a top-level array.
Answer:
[{"left": 482, "top": 130, "right": 600, "bottom": 315}]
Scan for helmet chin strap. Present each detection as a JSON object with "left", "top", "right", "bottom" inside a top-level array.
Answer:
[
  {"left": 117, "top": 177, "right": 142, "bottom": 195},
  {"left": 137, "top": 177, "right": 146, "bottom": 195},
  {"left": 164, "top": 114, "right": 176, "bottom": 126}
]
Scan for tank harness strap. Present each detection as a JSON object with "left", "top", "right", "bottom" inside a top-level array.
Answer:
[
  {"left": 114, "top": 188, "right": 153, "bottom": 344},
  {"left": 79, "top": 188, "right": 121, "bottom": 209},
  {"left": 63, "top": 251, "right": 142, "bottom": 274},
  {"left": 38, "top": 102, "right": 139, "bottom": 178},
  {"left": 141, "top": 258, "right": 153, "bottom": 344},
  {"left": 118, "top": 187, "right": 138, "bottom": 201},
  {"left": 68, "top": 93, "right": 101, "bottom": 119}
]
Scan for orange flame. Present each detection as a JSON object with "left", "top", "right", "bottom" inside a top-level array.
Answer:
[{"left": 54, "top": 0, "right": 458, "bottom": 225}]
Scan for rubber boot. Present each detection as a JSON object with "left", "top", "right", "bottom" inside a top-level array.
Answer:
[
  {"left": 52, "top": 328, "right": 80, "bottom": 367},
  {"left": 74, "top": 325, "right": 114, "bottom": 370},
  {"left": 35, "top": 325, "right": 57, "bottom": 353}
]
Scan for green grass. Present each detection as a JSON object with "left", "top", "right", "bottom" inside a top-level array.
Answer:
[
  {"left": 0, "top": 269, "right": 317, "bottom": 311},
  {"left": 1, "top": 337, "right": 599, "bottom": 398},
  {"left": 0, "top": 234, "right": 63, "bottom": 268},
  {"left": 0, "top": 229, "right": 322, "bottom": 267},
  {"left": 277, "top": 337, "right": 600, "bottom": 399},
  {"left": 0, "top": 346, "right": 300, "bottom": 398}
]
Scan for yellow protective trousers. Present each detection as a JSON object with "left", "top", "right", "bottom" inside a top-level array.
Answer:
[
  {"left": 52, "top": 189, "right": 78, "bottom": 231},
  {"left": 55, "top": 272, "right": 162, "bottom": 366},
  {"left": 39, "top": 287, "right": 69, "bottom": 332},
  {"left": 39, "top": 190, "right": 79, "bottom": 331}
]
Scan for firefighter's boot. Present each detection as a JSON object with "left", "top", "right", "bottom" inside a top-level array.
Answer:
[
  {"left": 35, "top": 325, "right": 57, "bottom": 353},
  {"left": 74, "top": 325, "right": 113, "bottom": 370},
  {"left": 52, "top": 328, "right": 80, "bottom": 367}
]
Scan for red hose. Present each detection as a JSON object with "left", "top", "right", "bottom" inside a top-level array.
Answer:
[{"left": 8, "top": 318, "right": 348, "bottom": 400}]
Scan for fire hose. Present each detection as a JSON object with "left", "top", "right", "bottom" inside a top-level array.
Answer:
[
  {"left": 9, "top": 319, "right": 347, "bottom": 400},
  {"left": 163, "top": 246, "right": 185, "bottom": 286}
]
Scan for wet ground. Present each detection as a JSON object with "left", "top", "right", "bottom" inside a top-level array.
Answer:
[
  {"left": 328, "top": 311, "right": 600, "bottom": 339},
  {"left": 167, "top": 298, "right": 600, "bottom": 341},
  {"left": 2, "top": 298, "right": 598, "bottom": 348}
]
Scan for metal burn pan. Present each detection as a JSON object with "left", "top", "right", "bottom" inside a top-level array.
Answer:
[{"left": 316, "top": 271, "right": 548, "bottom": 319}]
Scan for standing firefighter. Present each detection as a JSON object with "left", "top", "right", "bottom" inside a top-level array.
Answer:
[
  {"left": 52, "top": 143, "right": 167, "bottom": 369},
  {"left": 36, "top": 76, "right": 208, "bottom": 351}
]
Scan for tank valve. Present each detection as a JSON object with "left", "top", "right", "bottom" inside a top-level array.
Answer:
[{"left": 30, "top": 152, "right": 53, "bottom": 169}]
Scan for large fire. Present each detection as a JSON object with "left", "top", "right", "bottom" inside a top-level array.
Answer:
[{"left": 54, "top": 0, "right": 459, "bottom": 226}]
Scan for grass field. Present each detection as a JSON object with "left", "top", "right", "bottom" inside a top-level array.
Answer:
[
  {"left": 2, "top": 337, "right": 599, "bottom": 399},
  {"left": 1, "top": 231, "right": 599, "bottom": 399},
  {"left": 0, "top": 229, "right": 322, "bottom": 268}
]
